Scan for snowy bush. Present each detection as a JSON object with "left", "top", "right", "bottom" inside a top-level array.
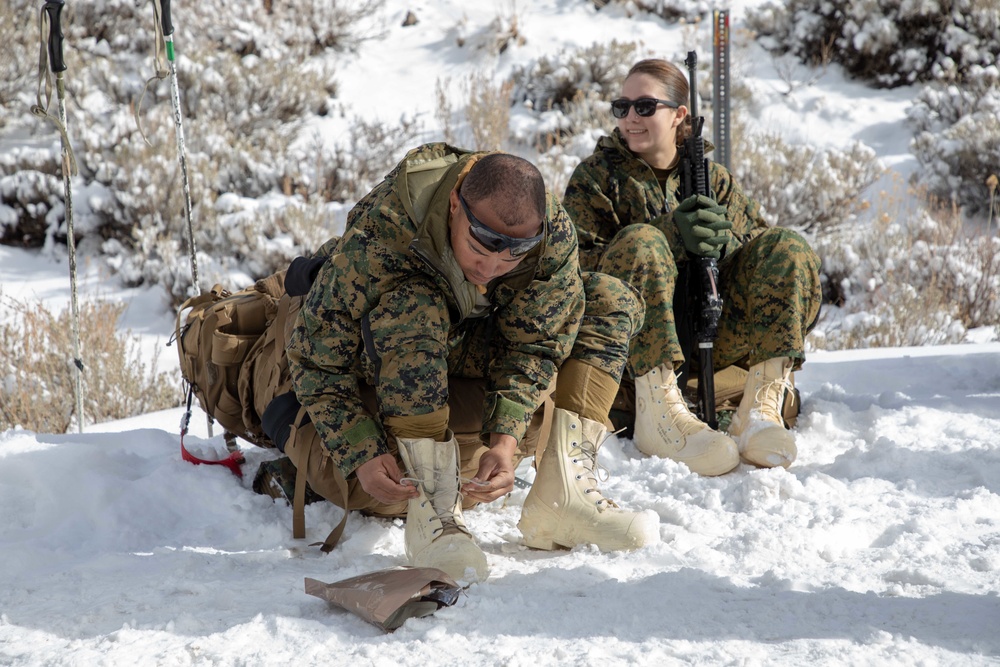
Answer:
[
  {"left": 907, "top": 66, "right": 1000, "bottom": 216},
  {"left": 304, "top": 115, "right": 423, "bottom": 203},
  {"left": 812, "top": 184, "right": 1000, "bottom": 348},
  {"left": 733, "top": 128, "right": 884, "bottom": 237},
  {"left": 0, "top": 0, "right": 389, "bottom": 302},
  {"left": 746, "top": 0, "right": 1000, "bottom": 89},
  {"left": 511, "top": 41, "right": 638, "bottom": 115},
  {"left": 747, "top": 0, "right": 1000, "bottom": 220},
  {"left": 436, "top": 72, "right": 514, "bottom": 151},
  {"left": 596, "top": 0, "right": 718, "bottom": 22},
  {"left": 0, "top": 0, "right": 34, "bottom": 111},
  {"left": 0, "top": 167, "right": 64, "bottom": 247},
  {"left": 0, "top": 293, "right": 180, "bottom": 433},
  {"left": 64, "top": 0, "right": 385, "bottom": 60}
]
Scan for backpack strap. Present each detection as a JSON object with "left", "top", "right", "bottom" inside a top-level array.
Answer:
[
  {"left": 282, "top": 404, "right": 349, "bottom": 553},
  {"left": 283, "top": 405, "right": 310, "bottom": 539},
  {"left": 314, "top": 470, "right": 350, "bottom": 553}
]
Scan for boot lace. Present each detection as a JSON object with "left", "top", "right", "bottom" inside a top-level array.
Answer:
[
  {"left": 753, "top": 374, "right": 795, "bottom": 422},
  {"left": 655, "top": 372, "right": 707, "bottom": 437},
  {"left": 401, "top": 467, "right": 468, "bottom": 537},
  {"left": 571, "top": 428, "right": 621, "bottom": 511}
]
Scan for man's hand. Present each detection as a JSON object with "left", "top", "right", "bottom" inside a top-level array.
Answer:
[
  {"left": 355, "top": 453, "right": 419, "bottom": 505},
  {"left": 461, "top": 434, "right": 517, "bottom": 503},
  {"left": 673, "top": 194, "right": 732, "bottom": 259}
]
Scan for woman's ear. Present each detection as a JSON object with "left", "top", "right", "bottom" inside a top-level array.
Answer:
[{"left": 673, "top": 105, "right": 689, "bottom": 128}]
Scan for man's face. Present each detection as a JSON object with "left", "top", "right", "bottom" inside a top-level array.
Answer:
[{"left": 448, "top": 188, "right": 542, "bottom": 287}]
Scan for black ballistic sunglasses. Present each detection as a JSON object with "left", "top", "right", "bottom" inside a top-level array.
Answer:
[
  {"left": 459, "top": 192, "right": 544, "bottom": 257},
  {"left": 610, "top": 97, "right": 680, "bottom": 119}
]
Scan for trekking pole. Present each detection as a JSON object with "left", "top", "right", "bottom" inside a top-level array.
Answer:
[
  {"left": 138, "top": 0, "right": 215, "bottom": 438},
  {"left": 31, "top": 0, "right": 85, "bottom": 433},
  {"left": 158, "top": 0, "right": 201, "bottom": 297},
  {"left": 147, "top": 0, "right": 201, "bottom": 297}
]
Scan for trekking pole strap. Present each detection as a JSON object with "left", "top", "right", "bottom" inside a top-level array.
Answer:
[
  {"left": 133, "top": 0, "right": 172, "bottom": 146},
  {"left": 31, "top": 2, "right": 78, "bottom": 176}
]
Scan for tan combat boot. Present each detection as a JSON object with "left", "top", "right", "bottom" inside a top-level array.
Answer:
[
  {"left": 633, "top": 364, "right": 739, "bottom": 476},
  {"left": 728, "top": 357, "right": 797, "bottom": 468},
  {"left": 518, "top": 408, "right": 659, "bottom": 551},
  {"left": 397, "top": 434, "right": 489, "bottom": 583}
]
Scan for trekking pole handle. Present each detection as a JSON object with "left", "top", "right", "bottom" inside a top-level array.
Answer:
[
  {"left": 158, "top": 0, "right": 174, "bottom": 36},
  {"left": 43, "top": 0, "right": 66, "bottom": 73}
]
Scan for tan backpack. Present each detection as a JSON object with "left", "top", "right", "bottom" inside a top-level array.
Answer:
[
  {"left": 172, "top": 271, "right": 289, "bottom": 448},
  {"left": 173, "top": 271, "right": 352, "bottom": 549}
]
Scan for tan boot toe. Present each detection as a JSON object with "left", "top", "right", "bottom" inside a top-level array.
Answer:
[
  {"left": 519, "top": 409, "right": 660, "bottom": 551},
  {"left": 634, "top": 365, "right": 739, "bottom": 476}
]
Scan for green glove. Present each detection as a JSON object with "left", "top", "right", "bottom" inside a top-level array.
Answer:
[{"left": 673, "top": 194, "right": 733, "bottom": 259}]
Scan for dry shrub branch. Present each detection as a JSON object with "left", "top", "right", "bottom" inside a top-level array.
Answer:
[{"left": 0, "top": 295, "right": 180, "bottom": 433}]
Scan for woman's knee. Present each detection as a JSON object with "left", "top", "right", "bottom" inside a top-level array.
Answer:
[
  {"left": 599, "top": 224, "right": 677, "bottom": 278},
  {"left": 582, "top": 272, "right": 645, "bottom": 337}
]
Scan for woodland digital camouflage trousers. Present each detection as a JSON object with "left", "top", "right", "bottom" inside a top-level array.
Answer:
[
  {"left": 292, "top": 270, "right": 643, "bottom": 475},
  {"left": 590, "top": 224, "right": 821, "bottom": 377}
]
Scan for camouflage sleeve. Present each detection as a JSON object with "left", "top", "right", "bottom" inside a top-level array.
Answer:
[
  {"left": 313, "top": 235, "right": 342, "bottom": 258},
  {"left": 484, "top": 196, "right": 585, "bottom": 442},
  {"left": 286, "top": 230, "right": 391, "bottom": 479},
  {"left": 562, "top": 158, "right": 623, "bottom": 249},
  {"left": 710, "top": 161, "right": 770, "bottom": 260}
]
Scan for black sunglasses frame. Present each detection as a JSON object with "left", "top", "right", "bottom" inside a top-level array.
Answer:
[
  {"left": 610, "top": 97, "right": 680, "bottom": 119},
  {"left": 459, "top": 192, "right": 543, "bottom": 257}
]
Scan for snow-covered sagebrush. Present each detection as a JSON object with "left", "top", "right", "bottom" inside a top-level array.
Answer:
[
  {"left": 907, "top": 66, "right": 1000, "bottom": 216},
  {"left": 746, "top": 0, "right": 1000, "bottom": 88}
]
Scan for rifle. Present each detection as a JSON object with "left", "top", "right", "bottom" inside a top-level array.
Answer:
[{"left": 677, "top": 51, "right": 724, "bottom": 430}]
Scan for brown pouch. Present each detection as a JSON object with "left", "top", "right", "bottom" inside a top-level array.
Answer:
[{"left": 305, "top": 566, "right": 462, "bottom": 632}]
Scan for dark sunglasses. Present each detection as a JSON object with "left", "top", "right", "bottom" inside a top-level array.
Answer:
[
  {"left": 610, "top": 97, "right": 679, "bottom": 119},
  {"left": 459, "top": 192, "right": 543, "bottom": 257}
]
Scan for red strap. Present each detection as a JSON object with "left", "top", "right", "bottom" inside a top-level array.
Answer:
[
  {"left": 180, "top": 438, "right": 245, "bottom": 478},
  {"left": 179, "top": 386, "right": 245, "bottom": 478}
]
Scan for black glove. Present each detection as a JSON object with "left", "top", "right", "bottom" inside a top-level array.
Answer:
[{"left": 673, "top": 194, "right": 732, "bottom": 260}]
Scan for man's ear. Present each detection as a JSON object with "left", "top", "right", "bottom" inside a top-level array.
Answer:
[{"left": 448, "top": 187, "right": 460, "bottom": 222}]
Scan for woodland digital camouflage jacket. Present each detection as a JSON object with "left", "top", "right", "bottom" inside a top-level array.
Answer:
[
  {"left": 563, "top": 128, "right": 770, "bottom": 271},
  {"left": 287, "top": 143, "right": 585, "bottom": 477}
]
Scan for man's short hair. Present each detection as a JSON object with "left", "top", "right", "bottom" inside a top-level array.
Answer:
[{"left": 460, "top": 153, "right": 546, "bottom": 229}]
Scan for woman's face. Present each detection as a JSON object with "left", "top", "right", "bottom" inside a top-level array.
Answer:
[{"left": 617, "top": 72, "right": 686, "bottom": 168}]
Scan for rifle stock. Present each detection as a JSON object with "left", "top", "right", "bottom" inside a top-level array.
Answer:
[{"left": 677, "top": 51, "right": 723, "bottom": 429}]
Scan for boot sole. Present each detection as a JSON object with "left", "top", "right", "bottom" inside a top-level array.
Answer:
[
  {"left": 519, "top": 503, "right": 656, "bottom": 551},
  {"left": 519, "top": 504, "right": 567, "bottom": 550}
]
